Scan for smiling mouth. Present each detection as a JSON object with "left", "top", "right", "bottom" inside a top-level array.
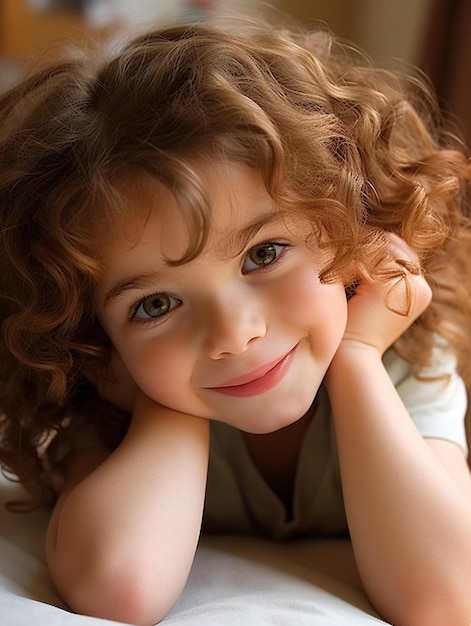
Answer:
[{"left": 208, "top": 347, "right": 297, "bottom": 398}]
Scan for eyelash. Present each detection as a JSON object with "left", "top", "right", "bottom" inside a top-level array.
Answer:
[
  {"left": 242, "top": 241, "right": 291, "bottom": 274},
  {"left": 128, "top": 293, "right": 181, "bottom": 326},
  {"left": 128, "top": 240, "right": 291, "bottom": 325}
]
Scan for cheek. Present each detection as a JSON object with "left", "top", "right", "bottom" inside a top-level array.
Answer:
[
  {"left": 122, "top": 336, "right": 193, "bottom": 405},
  {"left": 284, "top": 271, "right": 348, "bottom": 354},
  {"left": 280, "top": 269, "right": 347, "bottom": 325}
]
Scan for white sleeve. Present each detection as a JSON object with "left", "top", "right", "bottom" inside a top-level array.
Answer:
[{"left": 383, "top": 344, "right": 468, "bottom": 455}]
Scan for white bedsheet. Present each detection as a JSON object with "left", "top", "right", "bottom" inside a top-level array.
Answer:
[{"left": 0, "top": 474, "right": 390, "bottom": 625}]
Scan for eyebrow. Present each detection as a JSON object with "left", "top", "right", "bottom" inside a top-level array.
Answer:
[
  {"left": 102, "top": 272, "right": 166, "bottom": 310},
  {"left": 217, "top": 210, "right": 287, "bottom": 258},
  {"left": 102, "top": 210, "right": 287, "bottom": 310}
]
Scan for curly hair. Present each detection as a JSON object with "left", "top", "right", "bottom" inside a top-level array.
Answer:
[{"left": 1, "top": 15, "right": 470, "bottom": 507}]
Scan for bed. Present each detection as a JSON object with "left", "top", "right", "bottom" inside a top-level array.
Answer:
[{"left": 0, "top": 472, "right": 391, "bottom": 626}]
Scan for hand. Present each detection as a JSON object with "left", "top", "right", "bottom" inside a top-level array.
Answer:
[
  {"left": 87, "top": 349, "right": 138, "bottom": 413},
  {"left": 342, "top": 233, "right": 432, "bottom": 354}
]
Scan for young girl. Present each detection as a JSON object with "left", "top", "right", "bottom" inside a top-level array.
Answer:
[{"left": 1, "top": 14, "right": 471, "bottom": 626}]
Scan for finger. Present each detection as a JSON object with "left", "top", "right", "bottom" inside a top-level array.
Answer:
[
  {"left": 344, "top": 232, "right": 423, "bottom": 303},
  {"left": 384, "top": 232, "right": 422, "bottom": 275}
]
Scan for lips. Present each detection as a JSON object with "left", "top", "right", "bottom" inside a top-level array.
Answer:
[{"left": 207, "top": 346, "right": 297, "bottom": 398}]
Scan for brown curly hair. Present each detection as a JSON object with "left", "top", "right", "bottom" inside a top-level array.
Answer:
[{"left": 1, "top": 15, "right": 470, "bottom": 508}]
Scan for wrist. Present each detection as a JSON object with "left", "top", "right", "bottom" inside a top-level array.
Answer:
[
  {"left": 325, "top": 340, "right": 384, "bottom": 389},
  {"left": 335, "top": 338, "right": 385, "bottom": 360}
]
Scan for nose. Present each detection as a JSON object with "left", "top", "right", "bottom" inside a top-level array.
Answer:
[{"left": 202, "top": 290, "right": 266, "bottom": 359}]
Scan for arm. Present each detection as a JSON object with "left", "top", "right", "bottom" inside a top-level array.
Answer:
[
  {"left": 46, "top": 394, "right": 209, "bottom": 626},
  {"left": 325, "top": 235, "right": 471, "bottom": 626}
]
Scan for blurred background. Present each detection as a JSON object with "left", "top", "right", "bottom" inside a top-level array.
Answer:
[{"left": 0, "top": 0, "right": 469, "bottom": 145}]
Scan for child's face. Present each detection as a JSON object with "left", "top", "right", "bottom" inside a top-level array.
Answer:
[{"left": 97, "top": 162, "right": 348, "bottom": 433}]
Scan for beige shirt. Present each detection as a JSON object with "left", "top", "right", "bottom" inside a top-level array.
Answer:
[{"left": 203, "top": 347, "right": 468, "bottom": 539}]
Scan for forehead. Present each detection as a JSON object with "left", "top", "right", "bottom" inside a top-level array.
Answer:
[{"left": 102, "top": 161, "right": 284, "bottom": 264}]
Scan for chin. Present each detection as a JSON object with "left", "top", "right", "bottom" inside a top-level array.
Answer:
[
  {"left": 215, "top": 386, "right": 318, "bottom": 434},
  {"left": 240, "top": 407, "right": 310, "bottom": 435}
]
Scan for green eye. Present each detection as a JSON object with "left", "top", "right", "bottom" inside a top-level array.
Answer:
[
  {"left": 134, "top": 293, "right": 181, "bottom": 320},
  {"left": 249, "top": 244, "right": 276, "bottom": 266},
  {"left": 243, "top": 243, "right": 287, "bottom": 273}
]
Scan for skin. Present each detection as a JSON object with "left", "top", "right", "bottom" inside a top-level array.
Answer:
[
  {"left": 96, "top": 163, "right": 348, "bottom": 433},
  {"left": 46, "top": 161, "right": 471, "bottom": 626}
]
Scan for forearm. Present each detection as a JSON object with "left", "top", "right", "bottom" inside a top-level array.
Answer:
[
  {"left": 326, "top": 344, "right": 471, "bottom": 626},
  {"left": 47, "top": 401, "right": 209, "bottom": 625}
]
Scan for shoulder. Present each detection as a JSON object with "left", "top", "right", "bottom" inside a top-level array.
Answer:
[
  {"left": 383, "top": 338, "right": 468, "bottom": 454},
  {"left": 383, "top": 336, "right": 460, "bottom": 384}
]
